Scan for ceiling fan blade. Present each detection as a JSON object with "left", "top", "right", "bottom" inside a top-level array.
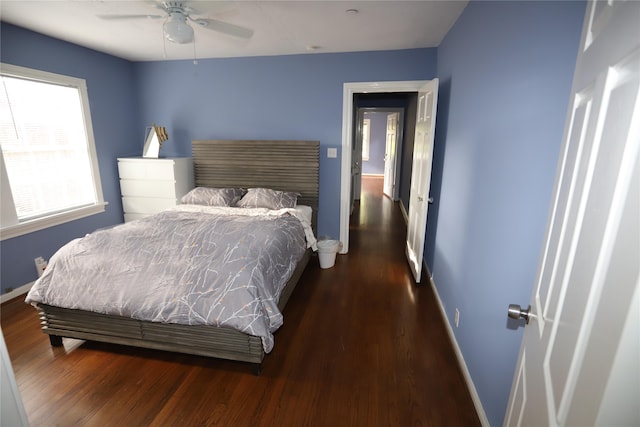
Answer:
[
  {"left": 193, "top": 18, "right": 253, "bottom": 39},
  {"left": 97, "top": 14, "right": 164, "bottom": 20}
]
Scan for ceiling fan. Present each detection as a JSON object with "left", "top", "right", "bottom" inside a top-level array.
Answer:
[{"left": 98, "top": 1, "right": 254, "bottom": 45}]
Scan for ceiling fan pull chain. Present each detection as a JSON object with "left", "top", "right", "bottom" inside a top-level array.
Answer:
[{"left": 192, "top": 33, "right": 198, "bottom": 65}]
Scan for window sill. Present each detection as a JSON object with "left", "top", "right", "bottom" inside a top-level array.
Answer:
[{"left": 1, "top": 202, "right": 108, "bottom": 241}]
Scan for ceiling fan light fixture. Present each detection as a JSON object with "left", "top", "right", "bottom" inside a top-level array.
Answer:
[{"left": 163, "top": 12, "right": 193, "bottom": 44}]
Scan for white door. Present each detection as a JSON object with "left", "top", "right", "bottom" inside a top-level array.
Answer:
[
  {"left": 383, "top": 112, "right": 399, "bottom": 199},
  {"left": 351, "top": 109, "right": 365, "bottom": 211},
  {"left": 505, "top": 2, "right": 640, "bottom": 426},
  {"left": 406, "top": 79, "right": 438, "bottom": 283}
]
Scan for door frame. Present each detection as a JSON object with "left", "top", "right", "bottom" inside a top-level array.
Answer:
[
  {"left": 355, "top": 107, "right": 405, "bottom": 201},
  {"left": 340, "top": 81, "right": 429, "bottom": 253}
]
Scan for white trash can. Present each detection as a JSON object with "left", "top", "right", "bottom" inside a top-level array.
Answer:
[{"left": 317, "top": 240, "right": 341, "bottom": 269}]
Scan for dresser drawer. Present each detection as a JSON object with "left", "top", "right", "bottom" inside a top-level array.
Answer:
[
  {"left": 118, "top": 159, "right": 176, "bottom": 180},
  {"left": 120, "top": 179, "right": 178, "bottom": 198},
  {"left": 122, "top": 196, "right": 177, "bottom": 214},
  {"left": 117, "top": 157, "right": 194, "bottom": 221}
]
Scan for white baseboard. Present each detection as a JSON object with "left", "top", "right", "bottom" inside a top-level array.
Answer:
[
  {"left": 425, "top": 264, "right": 490, "bottom": 426},
  {"left": 396, "top": 203, "right": 485, "bottom": 422},
  {"left": 1, "top": 282, "right": 33, "bottom": 304},
  {"left": 400, "top": 202, "right": 408, "bottom": 224}
]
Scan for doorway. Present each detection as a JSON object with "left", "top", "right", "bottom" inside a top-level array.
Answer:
[
  {"left": 352, "top": 108, "right": 405, "bottom": 206},
  {"left": 340, "top": 81, "right": 428, "bottom": 253}
]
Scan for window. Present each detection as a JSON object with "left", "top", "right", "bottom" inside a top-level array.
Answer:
[
  {"left": 361, "top": 118, "right": 371, "bottom": 161},
  {"left": 0, "top": 64, "right": 105, "bottom": 240}
]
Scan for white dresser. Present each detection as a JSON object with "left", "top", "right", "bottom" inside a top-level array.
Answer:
[{"left": 117, "top": 157, "right": 194, "bottom": 222}]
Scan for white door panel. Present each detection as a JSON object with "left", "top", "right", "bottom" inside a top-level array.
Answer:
[
  {"left": 383, "top": 112, "right": 398, "bottom": 198},
  {"left": 406, "top": 79, "right": 438, "bottom": 283},
  {"left": 351, "top": 109, "right": 365, "bottom": 211},
  {"left": 505, "top": 1, "right": 640, "bottom": 426}
]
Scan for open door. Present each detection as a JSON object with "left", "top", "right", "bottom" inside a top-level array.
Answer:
[
  {"left": 406, "top": 79, "right": 438, "bottom": 283},
  {"left": 383, "top": 112, "right": 400, "bottom": 199},
  {"left": 341, "top": 81, "right": 434, "bottom": 254},
  {"left": 505, "top": 2, "right": 640, "bottom": 425},
  {"left": 350, "top": 109, "right": 365, "bottom": 213}
]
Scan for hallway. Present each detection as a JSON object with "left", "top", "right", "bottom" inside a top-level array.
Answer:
[{"left": 1, "top": 175, "right": 480, "bottom": 426}]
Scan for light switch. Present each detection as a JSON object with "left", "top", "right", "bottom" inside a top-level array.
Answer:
[{"left": 327, "top": 148, "right": 338, "bottom": 158}]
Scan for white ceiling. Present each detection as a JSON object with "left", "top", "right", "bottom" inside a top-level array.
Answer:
[{"left": 0, "top": 1, "right": 468, "bottom": 62}]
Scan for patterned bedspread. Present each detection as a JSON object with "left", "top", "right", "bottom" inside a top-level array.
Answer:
[{"left": 25, "top": 205, "right": 316, "bottom": 353}]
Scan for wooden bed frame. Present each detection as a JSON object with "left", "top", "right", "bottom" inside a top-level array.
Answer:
[{"left": 36, "top": 140, "right": 320, "bottom": 374}]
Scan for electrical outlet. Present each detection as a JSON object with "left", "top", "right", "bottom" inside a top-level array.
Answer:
[
  {"left": 34, "top": 257, "right": 47, "bottom": 278},
  {"left": 454, "top": 308, "right": 460, "bottom": 328}
]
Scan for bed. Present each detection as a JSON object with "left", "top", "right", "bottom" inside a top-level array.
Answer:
[{"left": 27, "top": 139, "right": 319, "bottom": 374}]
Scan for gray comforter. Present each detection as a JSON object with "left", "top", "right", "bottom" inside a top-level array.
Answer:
[{"left": 25, "top": 205, "right": 315, "bottom": 353}]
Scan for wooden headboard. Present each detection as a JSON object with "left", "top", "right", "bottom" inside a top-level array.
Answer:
[{"left": 192, "top": 140, "right": 320, "bottom": 231}]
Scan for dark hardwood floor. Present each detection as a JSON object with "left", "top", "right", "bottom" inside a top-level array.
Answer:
[{"left": 1, "top": 176, "right": 480, "bottom": 426}]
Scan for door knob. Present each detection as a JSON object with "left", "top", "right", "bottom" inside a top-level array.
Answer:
[
  {"left": 508, "top": 304, "right": 531, "bottom": 324},
  {"left": 428, "top": 197, "right": 434, "bottom": 203}
]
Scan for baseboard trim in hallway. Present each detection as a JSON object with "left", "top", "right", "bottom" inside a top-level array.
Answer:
[
  {"left": 426, "top": 265, "right": 490, "bottom": 426},
  {"left": 380, "top": 176, "right": 489, "bottom": 426}
]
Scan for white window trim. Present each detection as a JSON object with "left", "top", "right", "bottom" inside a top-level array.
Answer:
[
  {"left": 0, "top": 63, "right": 106, "bottom": 241},
  {"left": 0, "top": 203, "right": 107, "bottom": 241}
]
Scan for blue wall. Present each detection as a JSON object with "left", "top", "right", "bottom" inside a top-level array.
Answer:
[
  {"left": 132, "top": 49, "right": 436, "bottom": 239},
  {"left": 362, "top": 111, "right": 386, "bottom": 175},
  {"left": 0, "top": 24, "right": 139, "bottom": 292},
  {"left": 429, "top": 1, "right": 585, "bottom": 424}
]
